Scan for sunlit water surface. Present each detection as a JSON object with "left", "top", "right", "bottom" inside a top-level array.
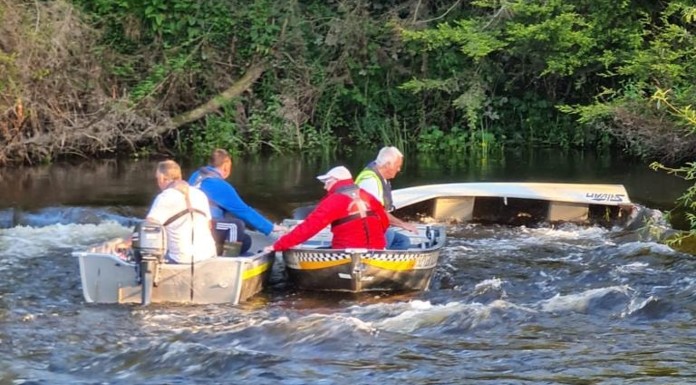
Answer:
[{"left": 1, "top": 216, "right": 693, "bottom": 384}]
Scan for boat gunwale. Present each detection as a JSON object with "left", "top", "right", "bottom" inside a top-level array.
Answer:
[{"left": 282, "top": 224, "right": 447, "bottom": 256}]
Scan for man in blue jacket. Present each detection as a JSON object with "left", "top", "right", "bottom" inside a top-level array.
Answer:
[{"left": 189, "top": 149, "right": 285, "bottom": 254}]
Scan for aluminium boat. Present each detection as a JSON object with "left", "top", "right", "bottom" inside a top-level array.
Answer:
[
  {"left": 72, "top": 230, "right": 275, "bottom": 305},
  {"left": 282, "top": 224, "right": 446, "bottom": 293}
]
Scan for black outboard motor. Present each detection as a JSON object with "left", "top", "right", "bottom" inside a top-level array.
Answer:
[{"left": 131, "top": 219, "right": 166, "bottom": 306}]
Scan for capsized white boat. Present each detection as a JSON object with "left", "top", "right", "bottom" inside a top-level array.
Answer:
[{"left": 391, "top": 182, "right": 633, "bottom": 225}]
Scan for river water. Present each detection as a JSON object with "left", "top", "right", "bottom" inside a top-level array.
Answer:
[{"left": 0, "top": 149, "right": 694, "bottom": 384}]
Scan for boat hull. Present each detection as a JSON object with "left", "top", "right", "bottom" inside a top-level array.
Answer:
[
  {"left": 73, "top": 238, "right": 274, "bottom": 305},
  {"left": 391, "top": 182, "right": 633, "bottom": 225},
  {"left": 282, "top": 225, "right": 445, "bottom": 293}
]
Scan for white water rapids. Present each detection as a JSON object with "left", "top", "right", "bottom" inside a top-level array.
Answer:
[{"left": 0, "top": 210, "right": 693, "bottom": 384}]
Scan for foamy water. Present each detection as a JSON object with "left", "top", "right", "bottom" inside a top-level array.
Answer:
[{"left": 0, "top": 208, "right": 694, "bottom": 385}]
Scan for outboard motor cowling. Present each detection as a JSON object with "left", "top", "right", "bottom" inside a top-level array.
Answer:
[
  {"left": 131, "top": 220, "right": 166, "bottom": 306},
  {"left": 132, "top": 220, "right": 166, "bottom": 261}
]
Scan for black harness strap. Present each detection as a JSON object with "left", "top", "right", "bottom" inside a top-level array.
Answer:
[
  {"left": 162, "top": 181, "right": 208, "bottom": 226},
  {"left": 331, "top": 210, "right": 376, "bottom": 227},
  {"left": 163, "top": 207, "right": 207, "bottom": 226},
  {"left": 162, "top": 182, "right": 204, "bottom": 300},
  {"left": 177, "top": 184, "right": 197, "bottom": 301},
  {"left": 331, "top": 184, "right": 374, "bottom": 245}
]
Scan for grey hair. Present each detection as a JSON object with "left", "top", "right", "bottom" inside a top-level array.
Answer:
[
  {"left": 157, "top": 160, "right": 182, "bottom": 181},
  {"left": 374, "top": 146, "right": 403, "bottom": 167}
]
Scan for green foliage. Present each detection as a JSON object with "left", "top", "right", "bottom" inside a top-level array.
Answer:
[
  {"left": 652, "top": 160, "right": 696, "bottom": 233},
  {"left": 649, "top": 85, "right": 696, "bottom": 238},
  {"left": 298, "top": 124, "right": 339, "bottom": 157},
  {"left": 417, "top": 126, "right": 468, "bottom": 154},
  {"left": 189, "top": 108, "right": 246, "bottom": 156},
  {"left": 73, "top": 0, "right": 235, "bottom": 49},
  {"left": 652, "top": 89, "right": 696, "bottom": 127},
  {"left": 453, "top": 81, "right": 485, "bottom": 131},
  {"left": 0, "top": 51, "right": 17, "bottom": 94},
  {"left": 555, "top": 1, "right": 696, "bottom": 161},
  {"left": 402, "top": 19, "right": 506, "bottom": 60},
  {"left": 416, "top": 125, "right": 502, "bottom": 156},
  {"left": 349, "top": 113, "right": 412, "bottom": 152},
  {"left": 20, "top": 0, "right": 693, "bottom": 168},
  {"left": 73, "top": 0, "right": 285, "bottom": 101},
  {"left": 685, "top": 7, "right": 696, "bottom": 23},
  {"left": 399, "top": 0, "right": 652, "bottom": 149},
  {"left": 130, "top": 54, "right": 193, "bottom": 104},
  {"left": 244, "top": 1, "right": 282, "bottom": 55},
  {"left": 400, "top": 78, "right": 458, "bottom": 94},
  {"left": 188, "top": 94, "right": 339, "bottom": 158}
]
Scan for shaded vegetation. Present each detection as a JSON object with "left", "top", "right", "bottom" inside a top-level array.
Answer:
[{"left": 0, "top": 0, "right": 694, "bottom": 174}]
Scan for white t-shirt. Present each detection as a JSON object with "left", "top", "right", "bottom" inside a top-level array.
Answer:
[{"left": 146, "top": 187, "right": 217, "bottom": 263}]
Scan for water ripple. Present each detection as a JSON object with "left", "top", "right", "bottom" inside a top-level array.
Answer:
[{"left": 0, "top": 210, "right": 694, "bottom": 384}]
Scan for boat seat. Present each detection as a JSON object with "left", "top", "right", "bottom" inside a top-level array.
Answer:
[{"left": 408, "top": 226, "right": 439, "bottom": 250}]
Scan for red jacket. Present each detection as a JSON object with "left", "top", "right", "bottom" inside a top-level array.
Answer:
[{"left": 273, "top": 180, "right": 389, "bottom": 251}]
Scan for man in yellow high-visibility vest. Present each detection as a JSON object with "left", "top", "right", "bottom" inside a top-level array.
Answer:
[{"left": 355, "top": 146, "right": 418, "bottom": 250}]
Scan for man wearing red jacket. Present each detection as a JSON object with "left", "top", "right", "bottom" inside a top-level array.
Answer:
[{"left": 266, "top": 166, "right": 389, "bottom": 251}]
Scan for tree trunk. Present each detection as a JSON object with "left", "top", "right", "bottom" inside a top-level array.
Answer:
[{"left": 167, "top": 62, "right": 268, "bottom": 131}]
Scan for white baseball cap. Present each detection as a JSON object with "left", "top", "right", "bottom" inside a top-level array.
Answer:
[{"left": 316, "top": 166, "right": 352, "bottom": 182}]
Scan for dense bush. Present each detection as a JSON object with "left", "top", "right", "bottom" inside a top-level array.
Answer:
[{"left": 0, "top": 0, "right": 694, "bottom": 166}]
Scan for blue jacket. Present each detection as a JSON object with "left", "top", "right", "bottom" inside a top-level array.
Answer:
[{"left": 188, "top": 166, "right": 274, "bottom": 235}]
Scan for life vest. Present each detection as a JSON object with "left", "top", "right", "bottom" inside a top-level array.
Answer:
[
  {"left": 330, "top": 184, "right": 376, "bottom": 227},
  {"left": 190, "top": 166, "right": 221, "bottom": 188},
  {"left": 162, "top": 181, "right": 207, "bottom": 226},
  {"left": 142, "top": 181, "right": 208, "bottom": 264},
  {"left": 190, "top": 166, "right": 227, "bottom": 215},
  {"left": 354, "top": 163, "right": 394, "bottom": 211}
]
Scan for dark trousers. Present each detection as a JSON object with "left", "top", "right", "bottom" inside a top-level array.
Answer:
[{"left": 212, "top": 218, "right": 251, "bottom": 255}]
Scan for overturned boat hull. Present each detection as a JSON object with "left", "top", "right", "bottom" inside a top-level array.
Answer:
[{"left": 391, "top": 182, "right": 632, "bottom": 225}]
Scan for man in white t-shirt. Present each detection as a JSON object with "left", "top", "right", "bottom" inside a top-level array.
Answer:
[{"left": 146, "top": 160, "right": 217, "bottom": 264}]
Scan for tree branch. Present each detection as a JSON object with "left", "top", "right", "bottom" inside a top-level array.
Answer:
[
  {"left": 416, "top": 0, "right": 462, "bottom": 24},
  {"left": 166, "top": 62, "right": 268, "bottom": 131}
]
